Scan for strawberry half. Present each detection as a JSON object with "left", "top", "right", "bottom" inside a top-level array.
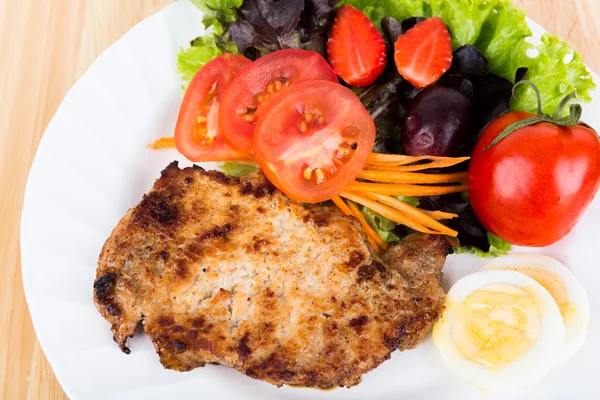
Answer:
[
  {"left": 394, "top": 17, "right": 452, "bottom": 88},
  {"left": 327, "top": 5, "right": 387, "bottom": 87}
]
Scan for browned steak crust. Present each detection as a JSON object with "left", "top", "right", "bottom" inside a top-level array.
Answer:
[{"left": 94, "top": 161, "right": 450, "bottom": 388}]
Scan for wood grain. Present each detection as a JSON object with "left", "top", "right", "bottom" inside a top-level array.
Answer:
[{"left": 0, "top": 0, "right": 598, "bottom": 398}]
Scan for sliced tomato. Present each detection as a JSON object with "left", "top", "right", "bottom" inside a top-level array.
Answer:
[
  {"left": 219, "top": 49, "right": 338, "bottom": 158},
  {"left": 175, "top": 53, "right": 251, "bottom": 162},
  {"left": 254, "top": 80, "right": 375, "bottom": 203}
]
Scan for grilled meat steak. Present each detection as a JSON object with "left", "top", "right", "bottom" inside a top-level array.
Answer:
[{"left": 94, "top": 162, "right": 450, "bottom": 388}]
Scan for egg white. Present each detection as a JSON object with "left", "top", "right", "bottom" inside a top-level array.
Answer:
[
  {"left": 433, "top": 269, "right": 565, "bottom": 390},
  {"left": 482, "top": 253, "right": 590, "bottom": 360}
]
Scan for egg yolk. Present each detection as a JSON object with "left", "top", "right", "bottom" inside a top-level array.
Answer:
[
  {"left": 451, "top": 284, "right": 541, "bottom": 369},
  {"left": 501, "top": 265, "right": 573, "bottom": 321}
]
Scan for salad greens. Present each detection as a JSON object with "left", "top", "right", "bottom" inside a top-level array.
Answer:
[
  {"left": 179, "top": 0, "right": 594, "bottom": 257},
  {"left": 180, "top": 0, "right": 338, "bottom": 84},
  {"left": 217, "top": 161, "right": 258, "bottom": 176},
  {"left": 182, "top": 0, "right": 594, "bottom": 114},
  {"left": 229, "top": 0, "right": 337, "bottom": 59},
  {"left": 178, "top": 36, "right": 229, "bottom": 83},
  {"left": 512, "top": 34, "right": 595, "bottom": 114},
  {"left": 455, "top": 232, "right": 513, "bottom": 258},
  {"left": 339, "top": 0, "right": 595, "bottom": 115},
  {"left": 361, "top": 196, "right": 419, "bottom": 243},
  {"left": 362, "top": 207, "right": 400, "bottom": 243},
  {"left": 419, "top": 194, "right": 512, "bottom": 256},
  {"left": 178, "top": 0, "right": 240, "bottom": 84}
]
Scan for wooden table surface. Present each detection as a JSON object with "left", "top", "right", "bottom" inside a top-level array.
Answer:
[{"left": 1, "top": 0, "right": 598, "bottom": 398}]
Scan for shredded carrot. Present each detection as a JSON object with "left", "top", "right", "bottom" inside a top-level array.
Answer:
[
  {"left": 367, "top": 153, "right": 469, "bottom": 166},
  {"left": 331, "top": 195, "right": 352, "bottom": 216},
  {"left": 421, "top": 210, "right": 458, "bottom": 220},
  {"left": 446, "top": 235, "right": 460, "bottom": 247},
  {"left": 364, "top": 158, "right": 470, "bottom": 172},
  {"left": 366, "top": 234, "right": 381, "bottom": 254},
  {"left": 149, "top": 137, "right": 176, "bottom": 149},
  {"left": 346, "top": 201, "right": 388, "bottom": 252},
  {"left": 357, "top": 170, "right": 468, "bottom": 184},
  {"left": 345, "top": 181, "right": 468, "bottom": 196},
  {"left": 339, "top": 191, "right": 441, "bottom": 235},
  {"left": 363, "top": 193, "right": 458, "bottom": 236}
]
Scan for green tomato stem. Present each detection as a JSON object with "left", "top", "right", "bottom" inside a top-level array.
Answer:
[{"left": 485, "top": 80, "right": 588, "bottom": 150}]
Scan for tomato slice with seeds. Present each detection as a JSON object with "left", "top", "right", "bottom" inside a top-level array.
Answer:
[
  {"left": 175, "top": 54, "right": 251, "bottom": 162},
  {"left": 254, "top": 80, "right": 375, "bottom": 203},
  {"left": 219, "top": 49, "right": 338, "bottom": 158}
]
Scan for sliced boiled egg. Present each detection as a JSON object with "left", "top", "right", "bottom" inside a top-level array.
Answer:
[
  {"left": 433, "top": 269, "right": 565, "bottom": 390},
  {"left": 482, "top": 253, "right": 590, "bottom": 360}
]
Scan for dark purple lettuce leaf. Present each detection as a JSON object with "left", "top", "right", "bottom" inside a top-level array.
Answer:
[
  {"left": 303, "top": 34, "right": 327, "bottom": 57},
  {"left": 469, "top": 73, "right": 513, "bottom": 139},
  {"left": 450, "top": 45, "right": 490, "bottom": 76},
  {"left": 229, "top": 0, "right": 304, "bottom": 57},
  {"left": 438, "top": 74, "right": 475, "bottom": 103},
  {"left": 357, "top": 78, "right": 405, "bottom": 153},
  {"left": 469, "top": 68, "right": 528, "bottom": 139},
  {"left": 515, "top": 67, "right": 528, "bottom": 83},
  {"left": 419, "top": 195, "right": 490, "bottom": 251},
  {"left": 297, "top": 0, "right": 339, "bottom": 41},
  {"left": 298, "top": 0, "right": 339, "bottom": 58},
  {"left": 241, "top": 0, "right": 304, "bottom": 37},
  {"left": 400, "top": 16, "right": 426, "bottom": 33},
  {"left": 229, "top": 0, "right": 338, "bottom": 59},
  {"left": 381, "top": 16, "right": 402, "bottom": 43}
]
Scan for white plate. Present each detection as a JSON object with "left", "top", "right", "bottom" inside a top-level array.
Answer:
[{"left": 21, "top": 1, "right": 600, "bottom": 399}]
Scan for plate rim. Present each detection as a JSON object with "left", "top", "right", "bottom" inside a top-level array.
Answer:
[{"left": 19, "top": 4, "right": 600, "bottom": 399}]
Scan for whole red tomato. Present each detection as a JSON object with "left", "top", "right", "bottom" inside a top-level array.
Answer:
[{"left": 469, "top": 111, "right": 600, "bottom": 247}]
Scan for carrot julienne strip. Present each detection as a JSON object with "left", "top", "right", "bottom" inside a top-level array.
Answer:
[
  {"left": 366, "top": 234, "right": 381, "bottom": 255},
  {"left": 445, "top": 235, "right": 460, "bottom": 247},
  {"left": 149, "top": 137, "right": 176, "bottom": 149},
  {"left": 364, "top": 159, "right": 470, "bottom": 172},
  {"left": 345, "top": 181, "right": 468, "bottom": 196},
  {"left": 366, "top": 153, "right": 469, "bottom": 166},
  {"left": 339, "top": 191, "right": 441, "bottom": 235},
  {"left": 363, "top": 193, "right": 458, "bottom": 236},
  {"left": 346, "top": 201, "right": 388, "bottom": 251},
  {"left": 421, "top": 210, "right": 458, "bottom": 220},
  {"left": 357, "top": 170, "right": 468, "bottom": 184},
  {"left": 331, "top": 195, "right": 352, "bottom": 216}
]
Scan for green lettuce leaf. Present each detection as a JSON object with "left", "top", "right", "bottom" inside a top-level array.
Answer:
[
  {"left": 178, "top": 0, "right": 241, "bottom": 84},
  {"left": 217, "top": 162, "right": 258, "bottom": 177},
  {"left": 192, "top": 0, "right": 243, "bottom": 10},
  {"left": 511, "top": 34, "right": 596, "bottom": 114},
  {"left": 361, "top": 207, "right": 400, "bottom": 243},
  {"left": 339, "top": 0, "right": 595, "bottom": 114},
  {"left": 397, "top": 196, "right": 419, "bottom": 207},
  {"left": 178, "top": 36, "right": 223, "bottom": 83},
  {"left": 361, "top": 197, "right": 418, "bottom": 243},
  {"left": 454, "top": 232, "right": 512, "bottom": 258}
]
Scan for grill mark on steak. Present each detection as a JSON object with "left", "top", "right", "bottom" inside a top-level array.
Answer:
[
  {"left": 237, "top": 333, "right": 252, "bottom": 360},
  {"left": 240, "top": 181, "right": 276, "bottom": 198},
  {"left": 199, "top": 223, "right": 235, "bottom": 241},
  {"left": 134, "top": 192, "right": 180, "bottom": 227},
  {"left": 199, "top": 168, "right": 240, "bottom": 186},
  {"left": 357, "top": 263, "right": 376, "bottom": 281},
  {"left": 349, "top": 316, "right": 369, "bottom": 334},
  {"left": 93, "top": 272, "right": 120, "bottom": 316},
  {"left": 94, "top": 164, "right": 449, "bottom": 388},
  {"left": 192, "top": 316, "right": 206, "bottom": 329},
  {"left": 345, "top": 250, "right": 365, "bottom": 268},
  {"left": 157, "top": 316, "right": 175, "bottom": 327},
  {"left": 252, "top": 238, "right": 270, "bottom": 251}
]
